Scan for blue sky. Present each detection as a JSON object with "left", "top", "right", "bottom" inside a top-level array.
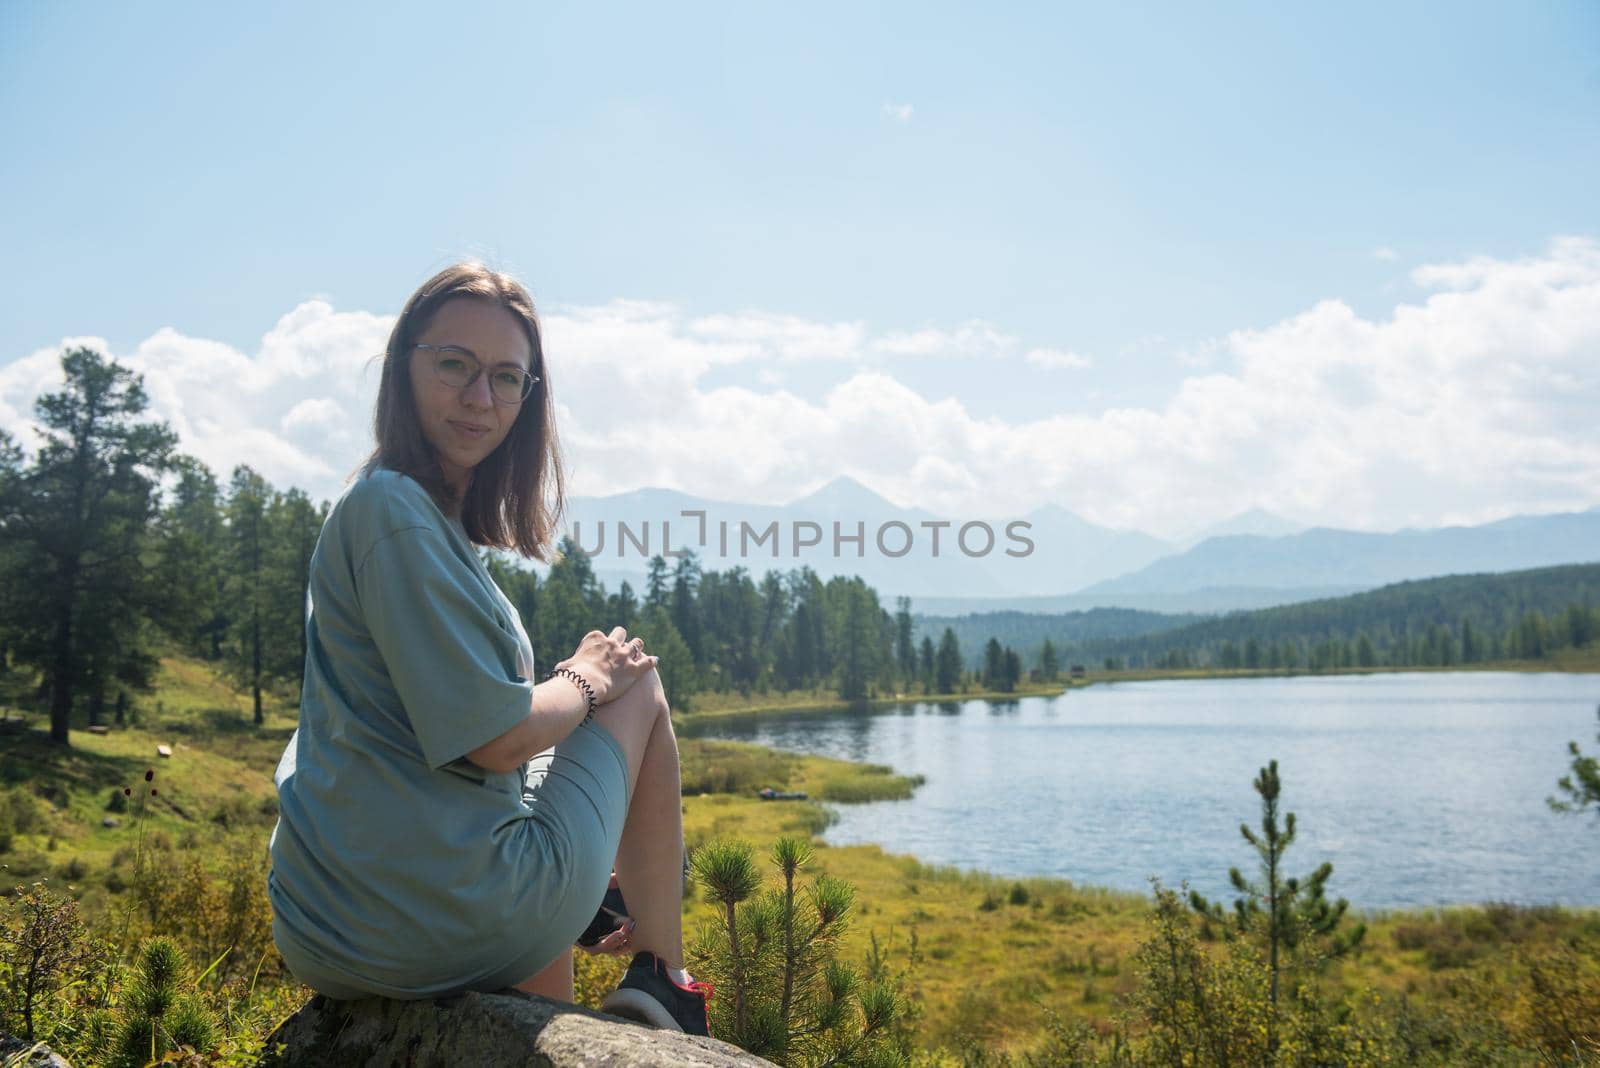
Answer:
[{"left": 2, "top": 1, "right": 1598, "bottom": 538}]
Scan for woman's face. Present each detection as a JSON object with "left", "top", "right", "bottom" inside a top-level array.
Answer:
[{"left": 406, "top": 297, "right": 533, "bottom": 496}]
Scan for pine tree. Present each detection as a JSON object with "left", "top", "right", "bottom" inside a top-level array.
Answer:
[
  {"left": 1189, "top": 759, "right": 1365, "bottom": 1051},
  {"left": 1550, "top": 705, "right": 1600, "bottom": 819},
  {"left": 832, "top": 580, "right": 873, "bottom": 701},
  {"left": 644, "top": 553, "right": 669, "bottom": 610},
  {"left": 224, "top": 467, "right": 273, "bottom": 725},
  {"left": 1039, "top": 637, "right": 1060, "bottom": 681},
  {"left": 689, "top": 837, "right": 905, "bottom": 1062},
  {"left": 3, "top": 348, "right": 175, "bottom": 744},
  {"left": 637, "top": 604, "right": 696, "bottom": 713},
  {"left": 1566, "top": 603, "right": 1595, "bottom": 649},
  {"left": 982, "top": 637, "right": 1004, "bottom": 689},
  {"left": 99, "top": 938, "right": 220, "bottom": 1067},
  {"left": 671, "top": 553, "right": 703, "bottom": 663},
  {"left": 893, "top": 596, "right": 915, "bottom": 689},
  {"left": 935, "top": 628, "right": 962, "bottom": 694},
  {"left": 264, "top": 487, "right": 324, "bottom": 689},
  {"left": 606, "top": 579, "right": 640, "bottom": 634},
  {"left": 148, "top": 456, "right": 227, "bottom": 658},
  {"left": 1001, "top": 647, "right": 1022, "bottom": 692}
]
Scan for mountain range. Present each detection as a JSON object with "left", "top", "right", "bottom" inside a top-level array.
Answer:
[{"left": 532, "top": 477, "right": 1600, "bottom": 616}]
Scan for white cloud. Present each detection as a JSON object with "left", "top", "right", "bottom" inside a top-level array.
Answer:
[
  {"left": 688, "top": 312, "right": 865, "bottom": 362},
  {"left": 1374, "top": 246, "right": 1399, "bottom": 261},
  {"left": 881, "top": 102, "right": 913, "bottom": 122},
  {"left": 0, "top": 305, "right": 392, "bottom": 502},
  {"left": 1023, "top": 347, "right": 1092, "bottom": 370},
  {"left": 3, "top": 237, "right": 1596, "bottom": 538},
  {"left": 870, "top": 320, "right": 1015, "bottom": 356}
]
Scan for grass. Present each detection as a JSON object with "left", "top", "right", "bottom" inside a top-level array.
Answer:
[
  {"left": 679, "top": 738, "right": 925, "bottom": 802},
  {"left": 3, "top": 652, "right": 1597, "bottom": 1058},
  {"left": 678, "top": 787, "right": 1154, "bottom": 1049},
  {"left": 0, "top": 657, "right": 295, "bottom": 924}
]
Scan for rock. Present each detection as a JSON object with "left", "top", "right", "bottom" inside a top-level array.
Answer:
[
  {"left": 86, "top": 724, "right": 110, "bottom": 735},
  {"left": 0, "top": 1032, "right": 73, "bottom": 1067},
  {"left": 265, "top": 989, "right": 771, "bottom": 1067},
  {"left": 157, "top": 744, "right": 172, "bottom": 757},
  {"left": 102, "top": 817, "right": 120, "bottom": 828}
]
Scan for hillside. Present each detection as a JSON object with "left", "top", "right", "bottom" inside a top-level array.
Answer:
[
  {"left": 1075, "top": 562, "right": 1600, "bottom": 669},
  {"left": 913, "top": 606, "right": 1200, "bottom": 670}
]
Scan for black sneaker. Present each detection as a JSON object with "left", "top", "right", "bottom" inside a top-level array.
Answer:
[
  {"left": 575, "top": 878, "right": 629, "bottom": 948},
  {"left": 600, "top": 951, "right": 713, "bottom": 1036}
]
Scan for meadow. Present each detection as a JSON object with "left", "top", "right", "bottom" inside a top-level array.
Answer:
[{"left": 1, "top": 654, "right": 1597, "bottom": 1064}]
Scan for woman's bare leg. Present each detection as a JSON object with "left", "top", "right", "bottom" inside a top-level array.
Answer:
[
  {"left": 514, "top": 947, "right": 573, "bottom": 1001},
  {"left": 589, "top": 665, "right": 685, "bottom": 968}
]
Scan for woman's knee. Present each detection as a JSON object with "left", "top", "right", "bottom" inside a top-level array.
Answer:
[
  {"left": 592, "top": 666, "right": 668, "bottom": 765},
  {"left": 609, "top": 666, "right": 669, "bottom": 724}
]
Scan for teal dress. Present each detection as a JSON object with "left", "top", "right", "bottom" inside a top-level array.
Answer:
[{"left": 268, "top": 468, "right": 631, "bottom": 998}]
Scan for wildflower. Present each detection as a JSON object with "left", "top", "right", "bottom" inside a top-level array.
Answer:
[{"left": 144, "top": 769, "right": 154, "bottom": 782}]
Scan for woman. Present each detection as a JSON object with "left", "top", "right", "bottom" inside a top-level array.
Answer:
[{"left": 267, "top": 262, "right": 711, "bottom": 1036}]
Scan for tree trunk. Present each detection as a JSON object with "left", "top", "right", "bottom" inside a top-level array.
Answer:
[
  {"left": 49, "top": 596, "right": 75, "bottom": 745},
  {"left": 253, "top": 604, "right": 263, "bottom": 725}
]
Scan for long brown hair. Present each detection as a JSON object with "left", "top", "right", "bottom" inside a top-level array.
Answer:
[{"left": 363, "top": 262, "right": 566, "bottom": 560}]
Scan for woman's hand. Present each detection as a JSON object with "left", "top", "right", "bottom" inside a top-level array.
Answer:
[
  {"left": 575, "top": 916, "right": 636, "bottom": 957},
  {"left": 557, "top": 626, "right": 658, "bottom": 706}
]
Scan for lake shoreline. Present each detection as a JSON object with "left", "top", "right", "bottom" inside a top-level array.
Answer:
[
  {"left": 676, "top": 650, "right": 1600, "bottom": 729},
  {"left": 685, "top": 670, "right": 1600, "bottom": 910}
]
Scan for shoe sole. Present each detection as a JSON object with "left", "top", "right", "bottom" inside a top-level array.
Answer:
[{"left": 600, "top": 988, "right": 684, "bottom": 1032}]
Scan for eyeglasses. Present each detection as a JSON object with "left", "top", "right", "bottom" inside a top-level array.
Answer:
[{"left": 413, "top": 344, "right": 540, "bottom": 405}]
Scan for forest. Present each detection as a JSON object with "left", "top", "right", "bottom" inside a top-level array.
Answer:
[
  {"left": 0, "top": 348, "right": 1010, "bottom": 750},
  {"left": 1073, "top": 564, "right": 1600, "bottom": 672}
]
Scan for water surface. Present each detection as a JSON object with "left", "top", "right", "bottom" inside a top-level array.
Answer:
[{"left": 684, "top": 672, "right": 1600, "bottom": 909}]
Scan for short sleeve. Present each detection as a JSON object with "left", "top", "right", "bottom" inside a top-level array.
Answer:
[{"left": 355, "top": 526, "right": 534, "bottom": 770}]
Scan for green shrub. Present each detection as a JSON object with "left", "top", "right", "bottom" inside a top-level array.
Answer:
[
  {"left": 688, "top": 836, "right": 911, "bottom": 1064},
  {"left": 0, "top": 882, "right": 103, "bottom": 1044},
  {"left": 97, "top": 937, "right": 221, "bottom": 1068},
  {"left": 3, "top": 850, "right": 49, "bottom": 878},
  {"left": 0, "top": 786, "right": 45, "bottom": 851}
]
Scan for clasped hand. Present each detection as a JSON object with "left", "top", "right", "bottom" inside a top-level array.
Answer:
[{"left": 555, "top": 626, "right": 658, "bottom": 707}]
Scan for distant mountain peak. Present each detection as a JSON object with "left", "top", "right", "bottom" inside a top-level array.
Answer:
[
  {"left": 1023, "top": 502, "right": 1148, "bottom": 535},
  {"left": 1188, "top": 508, "right": 1305, "bottom": 544},
  {"left": 787, "top": 474, "right": 900, "bottom": 512}
]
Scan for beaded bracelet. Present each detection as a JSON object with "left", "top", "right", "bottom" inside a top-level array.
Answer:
[{"left": 547, "top": 666, "right": 597, "bottom": 724}]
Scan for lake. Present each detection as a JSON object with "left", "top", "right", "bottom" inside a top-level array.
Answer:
[{"left": 681, "top": 672, "right": 1600, "bottom": 910}]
